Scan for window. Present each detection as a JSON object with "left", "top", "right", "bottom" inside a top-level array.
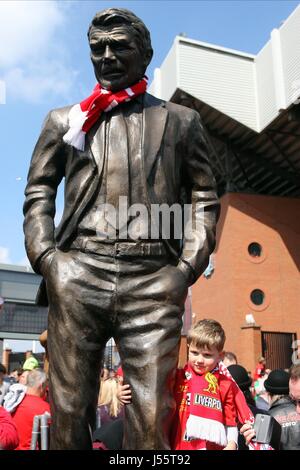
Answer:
[
  {"left": 248, "top": 242, "right": 262, "bottom": 257},
  {"left": 250, "top": 289, "right": 265, "bottom": 306}
]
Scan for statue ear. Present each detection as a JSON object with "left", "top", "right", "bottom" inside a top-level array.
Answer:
[{"left": 143, "top": 48, "right": 153, "bottom": 70}]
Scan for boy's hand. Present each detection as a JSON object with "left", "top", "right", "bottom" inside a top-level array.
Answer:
[
  {"left": 117, "top": 383, "right": 132, "bottom": 404},
  {"left": 240, "top": 421, "right": 256, "bottom": 445}
]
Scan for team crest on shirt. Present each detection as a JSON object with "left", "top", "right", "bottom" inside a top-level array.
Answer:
[{"left": 203, "top": 372, "right": 219, "bottom": 394}]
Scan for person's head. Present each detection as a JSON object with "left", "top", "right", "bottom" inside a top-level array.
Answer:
[
  {"left": 264, "top": 369, "right": 289, "bottom": 405},
  {"left": 0, "top": 363, "right": 6, "bottom": 383},
  {"left": 187, "top": 319, "right": 226, "bottom": 374},
  {"left": 98, "top": 378, "right": 122, "bottom": 417},
  {"left": 228, "top": 364, "right": 252, "bottom": 391},
  {"left": 289, "top": 364, "right": 300, "bottom": 414},
  {"left": 258, "top": 356, "right": 266, "bottom": 365},
  {"left": 9, "top": 368, "right": 23, "bottom": 383},
  {"left": 19, "top": 370, "right": 29, "bottom": 385},
  {"left": 223, "top": 351, "right": 238, "bottom": 367},
  {"left": 22, "top": 356, "right": 39, "bottom": 371},
  {"left": 26, "top": 368, "right": 48, "bottom": 398},
  {"left": 227, "top": 364, "right": 255, "bottom": 407},
  {"left": 39, "top": 329, "right": 48, "bottom": 349},
  {"left": 87, "top": 8, "right": 153, "bottom": 91}
]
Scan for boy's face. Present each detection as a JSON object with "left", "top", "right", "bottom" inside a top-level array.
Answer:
[{"left": 188, "top": 342, "right": 222, "bottom": 375}]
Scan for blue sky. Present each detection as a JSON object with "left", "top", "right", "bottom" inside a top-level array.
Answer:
[{"left": 0, "top": 0, "right": 299, "bottom": 266}]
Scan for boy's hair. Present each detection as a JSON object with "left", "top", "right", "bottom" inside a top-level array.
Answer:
[{"left": 187, "top": 319, "right": 226, "bottom": 352}]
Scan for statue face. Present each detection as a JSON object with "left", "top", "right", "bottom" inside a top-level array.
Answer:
[{"left": 89, "top": 25, "right": 145, "bottom": 91}]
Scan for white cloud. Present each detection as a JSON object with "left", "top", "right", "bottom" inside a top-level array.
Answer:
[
  {"left": 5, "top": 62, "right": 78, "bottom": 104},
  {"left": 0, "top": 1, "right": 78, "bottom": 103},
  {"left": 0, "top": 79, "right": 5, "bottom": 104},
  {"left": 0, "top": 1, "right": 64, "bottom": 68},
  {"left": 0, "top": 246, "right": 11, "bottom": 264}
]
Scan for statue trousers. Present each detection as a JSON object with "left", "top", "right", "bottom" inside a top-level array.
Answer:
[{"left": 45, "top": 246, "right": 188, "bottom": 449}]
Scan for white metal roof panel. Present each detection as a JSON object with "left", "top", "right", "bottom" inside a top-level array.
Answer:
[
  {"left": 149, "top": 5, "right": 300, "bottom": 133},
  {"left": 178, "top": 40, "right": 257, "bottom": 130}
]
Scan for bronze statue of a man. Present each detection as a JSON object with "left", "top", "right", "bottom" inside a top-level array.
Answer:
[{"left": 23, "top": 8, "right": 220, "bottom": 449}]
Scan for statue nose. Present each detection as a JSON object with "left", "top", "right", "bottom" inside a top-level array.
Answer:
[{"left": 104, "top": 45, "right": 115, "bottom": 59}]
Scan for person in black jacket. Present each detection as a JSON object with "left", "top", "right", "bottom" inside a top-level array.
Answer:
[
  {"left": 263, "top": 369, "right": 300, "bottom": 450},
  {"left": 228, "top": 364, "right": 269, "bottom": 450}
]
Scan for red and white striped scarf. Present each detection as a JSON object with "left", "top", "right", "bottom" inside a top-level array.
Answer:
[
  {"left": 63, "top": 77, "right": 148, "bottom": 151},
  {"left": 185, "top": 365, "right": 227, "bottom": 446}
]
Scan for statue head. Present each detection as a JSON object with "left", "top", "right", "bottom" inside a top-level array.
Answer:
[{"left": 88, "top": 8, "right": 153, "bottom": 92}]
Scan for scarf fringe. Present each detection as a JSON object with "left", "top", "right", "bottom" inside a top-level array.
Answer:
[
  {"left": 63, "top": 103, "right": 88, "bottom": 151},
  {"left": 186, "top": 414, "right": 227, "bottom": 447}
]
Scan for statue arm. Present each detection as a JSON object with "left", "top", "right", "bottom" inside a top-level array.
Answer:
[
  {"left": 23, "top": 110, "right": 66, "bottom": 274},
  {"left": 178, "top": 111, "right": 220, "bottom": 284}
]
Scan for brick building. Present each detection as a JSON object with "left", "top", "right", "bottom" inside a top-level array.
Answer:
[
  {"left": 191, "top": 193, "right": 300, "bottom": 372},
  {"left": 151, "top": 6, "right": 300, "bottom": 371},
  {"left": 0, "top": 263, "right": 47, "bottom": 371}
]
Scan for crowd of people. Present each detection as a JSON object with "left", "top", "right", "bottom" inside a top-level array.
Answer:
[
  {"left": 0, "top": 357, "right": 50, "bottom": 450},
  {"left": 93, "top": 320, "right": 300, "bottom": 451},
  {"left": 1, "top": 320, "right": 300, "bottom": 450}
]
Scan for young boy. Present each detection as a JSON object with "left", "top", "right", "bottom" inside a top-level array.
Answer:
[
  {"left": 171, "top": 319, "right": 253, "bottom": 450},
  {"left": 119, "top": 319, "right": 254, "bottom": 450}
]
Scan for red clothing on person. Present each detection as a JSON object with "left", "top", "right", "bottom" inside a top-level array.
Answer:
[
  {"left": 253, "top": 363, "right": 266, "bottom": 381},
  {"left": 0, "top": 406, "right": 19, "bottom": 450},
  {"left": 170, "top": 364, "right": 253, "bottom": 450},
  {"left": 12, "top": 394, "right": 50, "bottom": 450}
]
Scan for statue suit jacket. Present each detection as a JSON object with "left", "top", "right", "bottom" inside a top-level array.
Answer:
[{"left": 23, "top": 92, "right": 220, "bottom": 306}]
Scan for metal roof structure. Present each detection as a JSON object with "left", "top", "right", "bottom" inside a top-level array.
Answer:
[
  {"left": 0, "top": 264, "right": 46, "bottom": 340},
  {"left": 0, "top": 263, "right": 38, "bottom": 304},
  {"left": 173, "top": 90, "right": 300, "bottom": 198},
  {"left": 150, "top": 6, "right": 300, "bottom": 198}
]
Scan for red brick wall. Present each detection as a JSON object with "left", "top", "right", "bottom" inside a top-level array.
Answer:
[{"left": 185, "top": 193, "right": 300, "bottom": 372}]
